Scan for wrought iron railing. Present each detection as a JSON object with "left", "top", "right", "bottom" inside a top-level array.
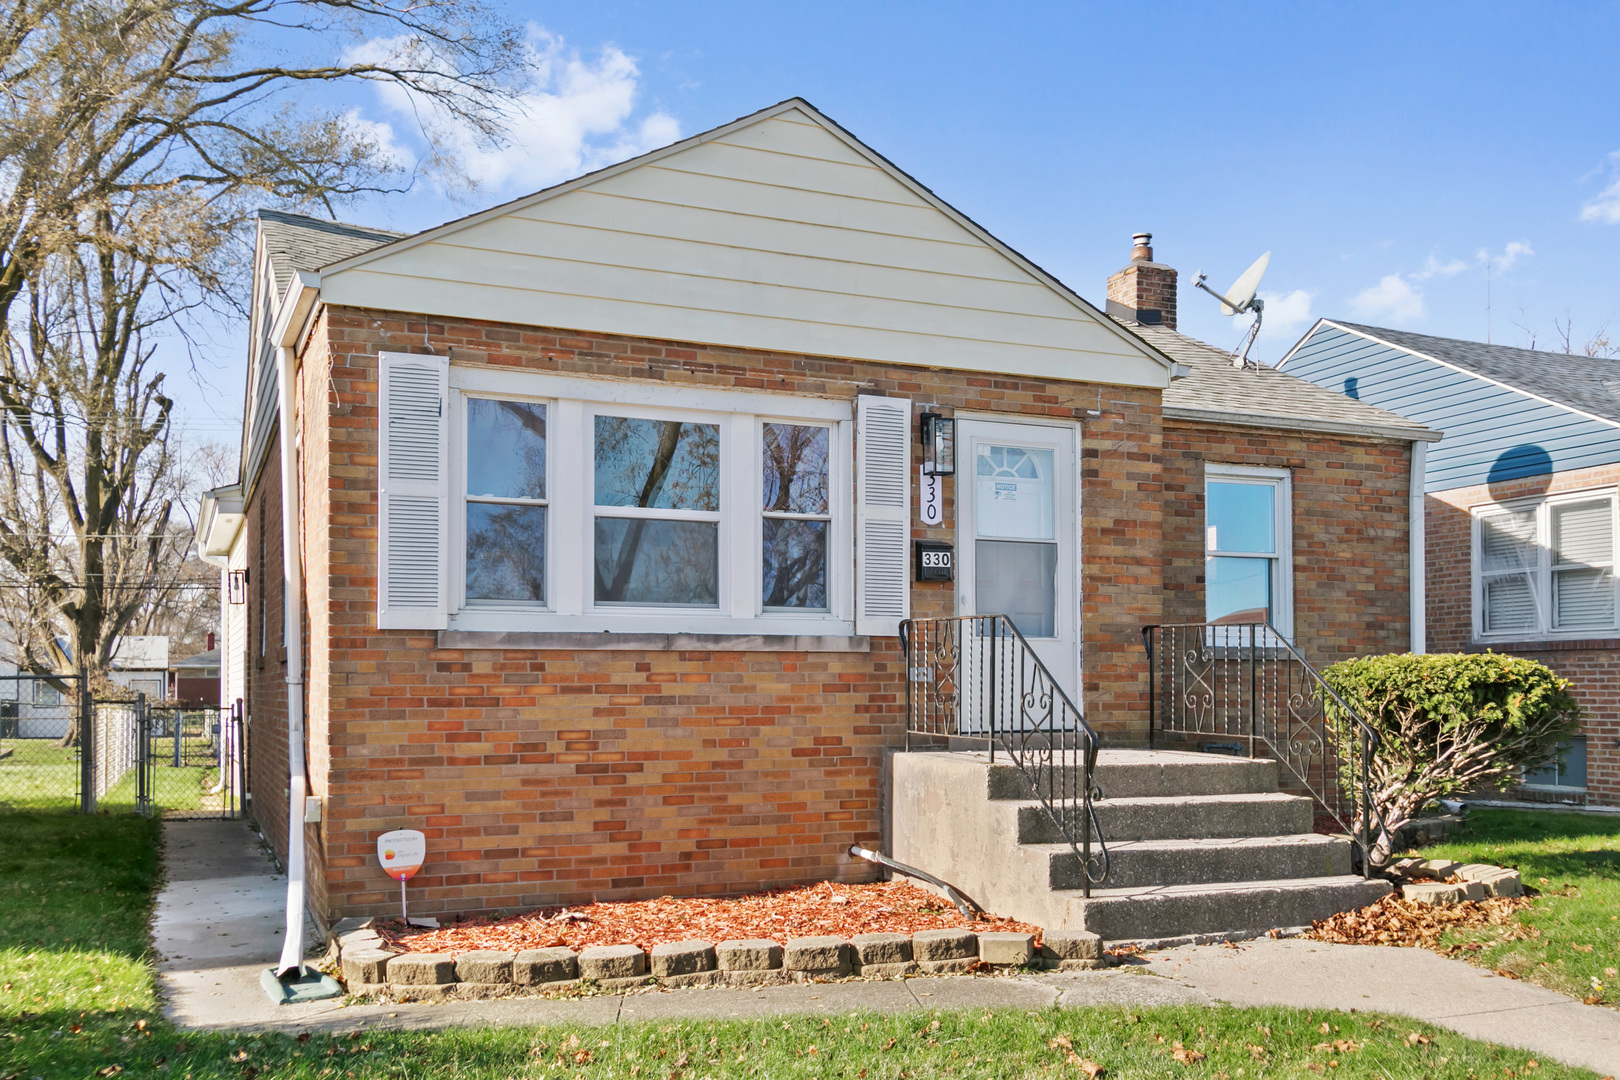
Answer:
[
  {"left": 901, "top": 615, "right": 1107, "bottom": 895},
  {"left": 1141, "top": 622, "right": 1383, "bottom": 875}
]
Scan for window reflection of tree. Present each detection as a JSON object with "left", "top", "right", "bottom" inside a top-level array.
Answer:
[
  {"left": 594, "top": 418, "right": 719, "bottom": 603},
  {"left": 762, "top": 424, "right": 829, "bottom": 608},
  {"left": 467, "top": 505, "right": 545, "bottom": 600},
  {"left": 489, "top": 400, "right": 547, "bottom": 497}
]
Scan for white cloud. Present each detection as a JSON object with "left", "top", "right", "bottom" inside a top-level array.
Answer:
[
  {"left": 1350, "top": 274, "right": 1425, "bottom": 323},
  {"left": 1257, "top": 288, "right": 1315, "bottom": 342},
  {"left": 349, "top": 25, "right": 679, "bottom": 195},
  {"left": 341, "top": 110, "right": 412, "bottom": 173},
  {"left": 1580, "top": 151, "right": 1620, "bottom": 224},
  {"left": 1475, "top": 240, "right": 1534, "bottom": 272},
  {"left": 1412, "top": 254, "right": 1469, "bottom": 280}
]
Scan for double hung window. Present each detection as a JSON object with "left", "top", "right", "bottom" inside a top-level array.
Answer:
[
  {"left": 1204, "top": 464, "right": 1293, "bottom": 639},
  {"left": 448, "top": 371, "right": 852, "bottom": 635},
  {"left": 1476, "top": 492, "right": 1618, "bottom": 639}
]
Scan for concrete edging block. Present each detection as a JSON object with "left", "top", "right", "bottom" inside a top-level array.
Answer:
[
  {"left": 342, "top": 948, "right": 393, "bottom": 985},
  {"left": 978, "top": 932, "right": 1034, "bottom": 966},
  {"left": 579, "top": 944, "right": 646, "bottom": 981},
  {"left": 851, "top": 933, "right": 911, "bottom": 966},
  {"left": 388, "top": 952, "right": 456, "bottom": 986},
  {"left": 912, "top": 928, "right": 977, "bottom": 962},
  {"left": 784, "top": 936, "right": 852, "bottom": 976},
  {"left": 454, "top": 950, "right": 515, "bottom": 984},
  {"left": 716, "top": 939, "right": 783, "bottom": 971},
  {"left": 650, "top": 940, "right": 717, "bottom": 977},
  {"left": 514, "top": 947, "right": 579, "bottom": 984}
]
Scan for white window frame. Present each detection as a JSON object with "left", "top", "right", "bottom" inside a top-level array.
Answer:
[
  {"left": 1204, "top": 463, "right": 1294, "bottom": 642},
  {"left": 448, "top": 367, "right": 854, "bottom": 636},
  {"left": 1472, "top": 487, "right": 1620, "bottom": 641}
]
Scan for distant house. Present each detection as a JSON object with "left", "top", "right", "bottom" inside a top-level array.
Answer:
[
  {"left": 169, "top": 638, "right": 220, "bottom": 706},
  {"left": 108, "top": 636, "right": 169, "bottom": 702},
  {"left": 1282, "top": 320, "right": 1619, "bottom": 807}
]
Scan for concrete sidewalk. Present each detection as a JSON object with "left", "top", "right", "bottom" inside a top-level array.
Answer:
[{"left": 153, "top": 820, "right": 1620, "bottom": 1076}]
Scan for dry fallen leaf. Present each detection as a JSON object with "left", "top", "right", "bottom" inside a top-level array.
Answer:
[
  {"left": 1078, "top": 1060, "right": 1106, "bottom": 1078},
  {"left": 1049, "top": 1035, "right": 1075, "bottom": 1050},
  {"left": 1171, "top": 1044, "right": 1205, "bottom": 1065},
  {"left": 1405, "top": 1032, "right": 1431, "bottom": 1046}
]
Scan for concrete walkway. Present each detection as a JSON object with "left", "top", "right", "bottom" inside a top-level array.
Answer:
[{"left": 153, "top": 820, "right": 1620, "bottom": 1076}]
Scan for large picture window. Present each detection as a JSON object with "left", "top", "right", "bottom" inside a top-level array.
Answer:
[
  {"left": 1204, "top": 464, "right": 1293, "bottom": 639},
  {"left": 1476, "top": 492, "right": 1618, "bottom": 639},
  {"left": 448, "top": 372, "right": 852, "bottom": 635}
]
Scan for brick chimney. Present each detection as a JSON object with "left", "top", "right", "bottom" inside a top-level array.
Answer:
[
  {"left": 206, "top": 632, "right": 215, "bottom": 651},
  {"left": 1106, "top": 232, "right": 1177, "bottom": 329}
]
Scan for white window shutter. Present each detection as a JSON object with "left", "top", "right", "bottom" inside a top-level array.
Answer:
[
  {"left": 855, "top": 395, "right": 911, "bottom": 637},
  {"left": 377, "top": 352, "right": 450, "bottom": 630}
]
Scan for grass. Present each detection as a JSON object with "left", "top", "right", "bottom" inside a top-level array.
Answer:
[
  {"left": 1403, "top": 807, "right": 1620, "bottom": 1004},
  {"left": 0, "top": 735, "right": 221, "bottom": 813},
  {"left": 0, "top": 813, "right": 1607, "bottom": 1080}
]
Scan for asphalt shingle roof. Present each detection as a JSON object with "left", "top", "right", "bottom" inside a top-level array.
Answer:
[
  {"left": 1329, "top": 321, "right": 1620, "bottom": 425},
  {"left": 1123, "top": 320, "right": 1440, "bottom": 441},
  {"left": 258, "top": 210, "right": 402, "bottom": 301}
]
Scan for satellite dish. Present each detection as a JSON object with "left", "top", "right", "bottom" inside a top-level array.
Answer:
[
  {"left": 1219, "top": 252, "right": 1270, "bottom": 315},
  {"left": 1192, "top": 251, "right": 1272, "bottom": 368}
]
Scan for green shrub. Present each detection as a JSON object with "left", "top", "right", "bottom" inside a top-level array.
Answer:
[{"left": 1320, "top": 651, "right": 1580, "bottom": 865}]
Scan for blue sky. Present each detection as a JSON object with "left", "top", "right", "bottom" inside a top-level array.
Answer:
[{"left": 172, "top": 1, "right": 1620, "bottom": 443}]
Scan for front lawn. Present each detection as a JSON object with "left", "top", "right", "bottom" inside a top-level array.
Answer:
[
  {"left": 0, "top": 812, "right": 1604, "bottom": 1080},
  {"left": 1403, "top": 807, "right": 1620, "bottom": 1004}
]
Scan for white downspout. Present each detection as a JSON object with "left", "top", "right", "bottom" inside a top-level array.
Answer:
[
  {"left": 1409, "top": 439, "right": 1427, "bottom": 655},
  {"left": 273, "top": 341, "right": 308, "bottom": 978}
]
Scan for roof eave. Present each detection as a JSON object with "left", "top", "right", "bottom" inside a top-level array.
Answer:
[{"left": 1162, "top": 405, "right": 1443, "bottom": 443}]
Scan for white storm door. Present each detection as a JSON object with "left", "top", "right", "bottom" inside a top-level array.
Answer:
[{"left": 956, "top": 419, "right": 1078, "bottom": 730}]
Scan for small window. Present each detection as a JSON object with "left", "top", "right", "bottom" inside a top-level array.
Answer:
[
  {"left": 1523, "top": 737, "right": 1587, "bottom": 789},
  {"left": 32, "top": 681, "right": 61, "bottom": 707},
  {"left": 1476, "top": 492, "right": 1618, "bottom": 639},
  {"left": 465, "top": 398, "right": 548, "bottom": 604},
  {"left": 1204, "top": 465, "right": 1293, "bottom": 638},
  {"left": 762, "top": 422, "right": 831, "bottom": 609}
]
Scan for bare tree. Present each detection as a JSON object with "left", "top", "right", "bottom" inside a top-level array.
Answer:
[{"left": 0, "top": 0, "right": 523, "bottom": 735}]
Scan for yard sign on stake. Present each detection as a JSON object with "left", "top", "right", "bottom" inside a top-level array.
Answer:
[{"left": 377, "top": 829, "right": 427, "bottom": 924}]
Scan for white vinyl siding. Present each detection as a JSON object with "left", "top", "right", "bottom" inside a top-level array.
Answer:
[
  {"left": 318, "top": 107, "right": 1169, "bottom": 389},
  {"left": 1475, "top": 491, "right": 1619, "bottom": 640},
  {"left": 377, "top": 352, "right": 451, "bottom": 629},
  {"left": 445, "top": 367, "right": 857, "bottom": 637},
  {"left": 854, "top": 396, "right": 911, "bottom": 637}
]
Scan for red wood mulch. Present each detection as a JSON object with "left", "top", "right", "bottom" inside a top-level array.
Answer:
[{"left": 375, "top": 880, "right": 1041, "bottom": 957}]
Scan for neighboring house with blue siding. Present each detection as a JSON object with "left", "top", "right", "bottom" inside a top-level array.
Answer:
[{"left": 1281, "top": 319, "right": 1620, "bottom": 807}]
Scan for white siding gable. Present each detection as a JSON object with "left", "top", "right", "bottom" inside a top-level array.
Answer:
[{"left": 320, "top": 102, "right": 1170, "bottom": 388}]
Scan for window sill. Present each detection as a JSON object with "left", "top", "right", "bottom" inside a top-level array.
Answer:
[
  {"left": 1470, "top": 637, "right": 1620, "bottom": 653},
  {"left": 436, "top": 630, "right": 871, "bottom": 653},
  {"left": 1517, "top": 783, "right": 1588, "bottom": 794}
]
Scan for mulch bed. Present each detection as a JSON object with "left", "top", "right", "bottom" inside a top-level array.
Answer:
[
  {"left": 375, "top": 879, "right": 1041, "bottom": 957},
  {"left": 1304, "top": 892, "right": 1534, "bottom": 951}
]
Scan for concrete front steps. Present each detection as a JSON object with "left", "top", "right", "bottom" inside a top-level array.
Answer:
[{"left": 890, "top": 748, "right": 1389, "bottom": 945}]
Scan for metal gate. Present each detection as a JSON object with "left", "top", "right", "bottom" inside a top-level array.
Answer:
[{"left": 0, "top": 676, "right": 244, "bottom": 817}]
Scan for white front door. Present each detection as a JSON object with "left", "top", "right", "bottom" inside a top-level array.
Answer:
[{"left": 956, "top": 419, "right": 1079, "bottom": 704}]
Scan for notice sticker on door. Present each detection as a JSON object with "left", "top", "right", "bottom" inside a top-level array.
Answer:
[{"left": 377, "top": 829, "right": 425, "bottom": 882}]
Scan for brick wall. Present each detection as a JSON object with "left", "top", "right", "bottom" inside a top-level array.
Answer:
[
  {"left": 260, "top": 306, "right": 1170, "bottom": 921},
  {"left": 1161, "top": 420, "right": 1416, "bottom": 662},
  {"left": 1428, "top": 464, "right": 1620, "bottom": 805}
]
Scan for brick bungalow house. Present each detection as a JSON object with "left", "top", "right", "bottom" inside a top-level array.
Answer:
[
  {"left": 1283, "top": 321, "right": 1620, "bottom": 807},
  {"left": 195, "top": 99, "right": 1436, "bottom": 943}
]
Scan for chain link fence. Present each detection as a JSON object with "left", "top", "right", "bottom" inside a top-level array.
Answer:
[{"left": 0, "top": 675, "right": 244, "bottom": 818}]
